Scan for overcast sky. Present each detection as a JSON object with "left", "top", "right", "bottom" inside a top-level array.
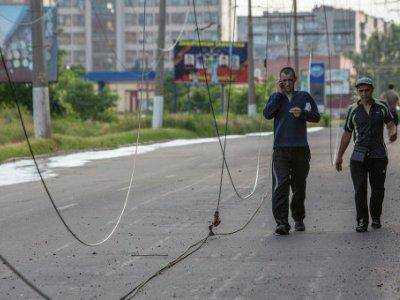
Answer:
[{"left": 237, "top": 0, "right": 400, "bottom": 22}]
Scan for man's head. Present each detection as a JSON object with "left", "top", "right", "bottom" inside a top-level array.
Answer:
[
  {"left": 355, "top": 76, "right": 374, "bottom": 102},
  {"left": 389, "top": 83, "right": 395, "bottom": 90},
  {"left": 279, "top": 67, "right": 296, "bottom": 93}
]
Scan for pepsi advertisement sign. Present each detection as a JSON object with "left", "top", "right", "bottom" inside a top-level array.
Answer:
[{"left": 309, "top": 62, "right": 325, "bottom": 106}]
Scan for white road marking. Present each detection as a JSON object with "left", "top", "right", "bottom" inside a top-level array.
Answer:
[
  {"left": 58, "top": 203, "right": 78, "bottom": 211},
  {"left": 48, "top": 243, "right": 70, "bottom": 255}
]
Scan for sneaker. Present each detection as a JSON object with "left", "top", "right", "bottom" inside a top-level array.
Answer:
[
  {"left": 294, "top": 221, "right": 305, "bottom": 231},
  {"left": 371, "top": 218, "right": 382, "bottom": 229},
  {"left": 356, "top": 219, "right": 368, "bottom": 232},
  {"left": 275, "top": 224, "right": 290, "bottom": 235}
]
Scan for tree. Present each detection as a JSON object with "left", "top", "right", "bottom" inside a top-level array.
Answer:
[
  {"left": 347, "top": 24, "right": 400, "bottom": 94},
  {"left": 162, "top": 70, "right": 276, "bottom": 115},
  {"left": 52, "top": 66, "right": 118, "bottom": 121},
  {"left": 0, "top": 82, "right": 32, "bottom": 109}
]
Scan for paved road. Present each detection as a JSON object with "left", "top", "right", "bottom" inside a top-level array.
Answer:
[{"left": 1, "top": 128, "right": 400, "bottom": 299}]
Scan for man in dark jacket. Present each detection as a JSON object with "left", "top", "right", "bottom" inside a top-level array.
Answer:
[
  {"left": 335, "top": 76, "right": 397, "bottom": 232},
  {"left": 264, "top": 67, "right": 321, "bottom": 235}
]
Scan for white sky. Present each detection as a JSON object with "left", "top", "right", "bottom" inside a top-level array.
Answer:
[{"left": 238, "top": 0, "right": 400, "bottom": 22}]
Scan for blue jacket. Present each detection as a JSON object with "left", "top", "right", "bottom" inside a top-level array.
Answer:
[{"left": 263, "top": 91, "right": 320, "bottom": 148}]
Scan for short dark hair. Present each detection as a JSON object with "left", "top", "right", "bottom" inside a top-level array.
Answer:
[
  {"left": 389, "top": 84, "right": 395, "bottom": 89},
  {"left": 279, "top": 67, "right": 296, "bottom": 78}
]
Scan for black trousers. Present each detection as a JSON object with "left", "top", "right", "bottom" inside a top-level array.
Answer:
[
  {"left": 350, "top": 157, "right": 388, "bottom": 222},
  {"left": 271, "top": 147, "right": 310, "bottom": 227}
]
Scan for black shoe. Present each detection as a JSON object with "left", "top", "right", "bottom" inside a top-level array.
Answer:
[
  {"left": 275, "top": 224, "right": 290, "bottom": 235},
  {"left": 371, "top": 218, "right": 382, "bottom": 229},
  {"left": 356, "top": 219, "right": 368, "bottom": 232},
  {"left": 294, "top": 221, "right": 305, "bottom": 231}
]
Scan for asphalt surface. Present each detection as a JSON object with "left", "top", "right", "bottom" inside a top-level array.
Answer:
[{"left": 1, "top": 128, "right": 400, "bottom": 299}]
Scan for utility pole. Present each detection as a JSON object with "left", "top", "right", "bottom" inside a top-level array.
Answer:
[
  {"left": 152, "top": 0, "right": 166, "bottom": 128},
  {"left": 247, "top": 0, "right": 256, "bottom": 117},
  {"left": 145, "top": 53, "right": 149, "bottom": 111},
  {"left": 221, "top": 84, "right": 226, "bottom": 113},
  {"left": 115, "top": 0, "right": 125, "bottom": 72},
  {"left": 30, "top": 0, "right": 51, "bottom": 138},
  {"left": 293, "top": 0, "right": 300, "bottom": 79},
  {"left": 218, "top": 5, "right": 227, "bottom": 114}
]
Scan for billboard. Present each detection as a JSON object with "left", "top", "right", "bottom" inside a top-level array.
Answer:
[
  {"left": 0, "top": 5, "right": 57, "bottom": 83},
  {"left": 174, "top": 40, "right": 248, "bottom": 84},
  {"left": 325, "top": 69, "right": 350, "bottom": 95},
  {"left": 309, "top": 62, "right": 325, "bottom": 107},
  {"left": 299, "top": 69, "right": 309, "bottom": 93}
]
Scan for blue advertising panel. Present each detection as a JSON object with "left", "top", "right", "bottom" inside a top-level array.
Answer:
[
  {"left": 309, "top": 62, "right": 325, "bottom": 106},
  {"left": 0, "top": 5, "right": 57, "bottom": 83},
  {"left": 174, "top": 40, "right": 248, "bottom": 84}
]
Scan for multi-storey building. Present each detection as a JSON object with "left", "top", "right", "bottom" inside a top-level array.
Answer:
[
  {"left": 237, "top": 5, "right": 390, "bottom": 69},
  {"left": 57, "top": 0, "right": 235, "bottom": 71},
  {"left": 237, "top": 5, "right": 390, "bottom": 111}
]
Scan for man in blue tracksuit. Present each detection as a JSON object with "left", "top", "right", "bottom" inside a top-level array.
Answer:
[{"left": 264, "top": 67, "right": 321, "bottom": 235}]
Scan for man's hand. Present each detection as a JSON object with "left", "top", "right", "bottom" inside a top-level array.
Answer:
[
  {"left": 276, "top": 79, "right": 284, "bottom": 94},
  {"left": 335, "top": 156, "right": 343, "bottom": 172},
  {"left": 389, "top": 132, "right": 397, "bottom": 143},
  {"left": 387, "top": 122, "right": 397, "bottom": 143},
  {"left": 289, "top": 107, "right": 302, "bottom": 118}
]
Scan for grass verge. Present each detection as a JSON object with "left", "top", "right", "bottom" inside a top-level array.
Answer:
[
  {"left": 0, "top": 111, "right": 328, "bottom": 164},
  {"left": 0, "top": 128, "right": 198, "bottom": 163}
]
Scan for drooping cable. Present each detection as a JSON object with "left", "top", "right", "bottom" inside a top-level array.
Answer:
[
  {"left": 119, "top": 192, "right": 269, "bottom": 299},
  {"left": 0, "top": 0, "right": 145, "bottom": 247},
  {"left": 0, "top": 254, "right": 50, "bottom": 299},
  {"left": 216, "top": 0, "right": 238, "bottom": 211},
  {"left": 118, "top": 1, "right": 273, "bottom": 296},
  {"left": 191, "top": 0, "right": 262, "bottom": 202}
]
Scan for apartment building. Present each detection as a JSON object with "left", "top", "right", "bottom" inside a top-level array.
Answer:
[
  {"left": 57, "top": 0, "right": 235, "bottom": 71},
  {"left": 237, "top": 5, "right": 391, "bottom": 110},
  {"left": 237, "top": 5, "right": 390, "bottom": 68}
]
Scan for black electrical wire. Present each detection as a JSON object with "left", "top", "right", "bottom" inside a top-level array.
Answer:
[
  {"left": 189, "top": 0, "right": 262, "bottom": 202},
  {"left": 0, "top": 48, "right": 84, "bottom": 243},
  {"left": 0, "top": 0, "right": 272, "bottom": 298},
  {"left": 1, "top": 0, "right": 144, "bottom": 247},
  {"left": 118, "top": 1, "right": 272, "bottom": 298},
  {"left": 0, "top": 254, "right": 50, "bottom": 299},
  {"left": 216, "top": 0, "right": 238, "bottom": 211},
  {"left": 0, "top": 0, "right": 146, "bottom": 294},
  {"left": 120, "top": 2, "right": 343, "bottom": 297},
  {"left": 119, "top": 191, "right": 269, "bottom": 299}
]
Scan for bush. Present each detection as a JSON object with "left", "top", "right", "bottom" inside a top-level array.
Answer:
[
  {"left": 162, "top": 71, "right": 277, "bottom": 115},
  {"left": 0, "top": 105, "right": 34, "bottom": 144},
  {"left": 63, "top": 80, "right": 117, "bottom": 121},
  {"left": 321, "top": 113, "right": 331, "bottom": 127},
  {"left": 51, "top": 66, "right": 118, "bottom": 121},
  {"left": 0, "top": 82, "right": 32, "bottom": 110}
]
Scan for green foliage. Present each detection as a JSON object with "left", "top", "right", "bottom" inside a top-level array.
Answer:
[
  {"left": 51, "top": 65, "right": 118, "bottom": 121},
  {"left": 0, "top": 50, "right": 118, "bottom": 120},
  {"left": 0, "top": 105, "right": 33, "bottom": 144},
  {"left": 321, "top": 113, "right": 331, "bottom": 127},
  {"left": 0, "top": 111, "right": 331, "bottom": 163},
  {"left": 163, "top": 71, "right": 276, "bottom": 115},
  {"left": 0, "top": 128, "right": 197, "bottom": 163},
  {"left": 0, "top": 112, "right": 273, "bottom": 146},
  {"left": 346, "top": 24, "right": 400, "bottom": 94},
  {"left": 0, "top": 82, "right": 32, "bottom": 110}
]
